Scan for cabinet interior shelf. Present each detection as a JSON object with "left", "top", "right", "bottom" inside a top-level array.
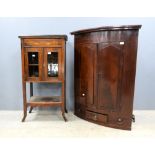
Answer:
[{"left": 28, "top": 96, "right": 62, "bottom": 106}]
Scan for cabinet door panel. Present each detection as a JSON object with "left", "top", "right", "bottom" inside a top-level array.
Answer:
[
  {"left": 44, "top": 48, "right": 62, "bottom": 81},
  {"left": 97, "top": 43, "right": 124, "bottom": 111},
  {"left": 75, "top": 44, "right": 96, "bottom": 109},
  {"left": 25, "top": 48, "right": 43, "bottom": 81}
]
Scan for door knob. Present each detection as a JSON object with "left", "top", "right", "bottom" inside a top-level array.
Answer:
[{"left": 82, "top": 93, "right": 85, "bottom": 96}]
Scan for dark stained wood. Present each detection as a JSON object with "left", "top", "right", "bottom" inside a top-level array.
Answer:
[
  {"left": 71, "top": 25, "right": 141, "bottom": 130},
  {"left": 74, "top": 43, "right": 96, "bottom": 117},
  {"left": 19, "top": 35, "right": 67, "bottom": 122},
  {"left": 71, "top": 25, "right": 142, "bottom": 35},
  {"left": 86, "top": 110, "right": 108, "bottom": 123},
  {"left": 97, "top": 43, "right": 124, "bottom": 111}
]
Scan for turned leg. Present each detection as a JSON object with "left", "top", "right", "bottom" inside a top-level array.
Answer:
[
  {"left": 61, "top": 106, "right": 67, "bottom": 122},
  {"left": 29, "top": 107, "right": 33, "bottom": 113},
  {"left": 62, "top": 112, "right": 67, "bottom": 122},
  {"left": 22, "top": 106, "right": 27, "bottom": 122},
  {"left": 22, "top": 82, "right": 27, "bottom": 122}
]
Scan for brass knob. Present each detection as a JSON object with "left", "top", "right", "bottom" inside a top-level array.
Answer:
[
  {"left": 118, "top": 118, "right": 123, "bottom": 122},
  {"left": 82, "top": 93, "right": 85, "bottom": 96}
]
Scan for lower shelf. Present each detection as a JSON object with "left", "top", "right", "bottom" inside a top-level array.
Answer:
[{"left": 27, "top": 96, "right": 62, "bottom": 106}]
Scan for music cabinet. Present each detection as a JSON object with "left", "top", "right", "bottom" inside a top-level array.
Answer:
[
  {"left": 19, "top": 35, "right": 67, "bottom": 122},
  {"left": 71, "top": 25, "right": 141, "bottom": 130}
]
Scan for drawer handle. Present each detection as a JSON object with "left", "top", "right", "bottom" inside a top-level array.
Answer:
[
  {"left": 82, "top": 93, "right": 85, "bottom": 96},
  {"left": 118, "top": 118, "right": 122, "bottom": 122}
]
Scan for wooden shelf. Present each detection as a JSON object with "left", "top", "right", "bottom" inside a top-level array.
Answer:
[
  {"left": 27, "top": 96, "right": 62, "bottom": 106},
  {"left": 25, "top": 79, "right": 63, "bottom": 83}
]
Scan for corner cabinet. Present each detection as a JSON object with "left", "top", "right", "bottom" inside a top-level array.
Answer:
[
  {"left": 19, "top": 35, "right": 67, "bottom": 122},
  {"left": 71, "top": 25, "right": 141, "bottom": 130}
]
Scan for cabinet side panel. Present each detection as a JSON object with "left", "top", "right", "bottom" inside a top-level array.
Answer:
[
  {"left": 119, "top": 30, "right": 140, "bottom": 129},
  {"left": 74, "top": 41, "right": 83, "bottom": 117}
]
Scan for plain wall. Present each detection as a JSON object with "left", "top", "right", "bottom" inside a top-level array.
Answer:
[{"left": 0, "top": 17, "right": 154, "bottom": 110}]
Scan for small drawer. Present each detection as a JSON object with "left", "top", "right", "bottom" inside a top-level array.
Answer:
[
  {"left": 23, "top": 39, "right": 62, "bottom": 47},
  {"left": 86, "top": 111, "right": 108, "bottom": 123}
]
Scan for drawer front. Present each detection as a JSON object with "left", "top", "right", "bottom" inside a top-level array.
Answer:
[
  {"left": 23, "top": 39, "right": 63, "bottom": 47},
  {"left": 86, "top": 111, "right": 108, "bottom": 123}
]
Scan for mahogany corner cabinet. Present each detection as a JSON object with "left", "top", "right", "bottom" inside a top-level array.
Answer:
[
  {"left": 19, "top": 35, "right": 67, "bottom": 122},
  {"left": 71, "top": 25, "right": 142, "bottom": 130}
]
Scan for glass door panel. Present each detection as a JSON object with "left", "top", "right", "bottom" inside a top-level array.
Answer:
[
  {"left": 25, "top": 48, "right": 42, "bottom": 80},
  {"left": 28, "top": 52, "right": 39, "bottom": 77},
  {"left": 47, "top": 52, "right": 58, "bottom": 77},
  {"left": 28, "top": 65, "right": 39, "bottom": 77},
  {"left": 44, "top": 48, "right": 61, "bottom": 80},
  {"left": 28, "top": 52, "right": 39, "bottom": 64}
]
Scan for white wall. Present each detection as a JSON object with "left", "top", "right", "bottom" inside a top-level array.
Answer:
[{"left": 0, "top": 17, "right": 154, "bottom": 110}]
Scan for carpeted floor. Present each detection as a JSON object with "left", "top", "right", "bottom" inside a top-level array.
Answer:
[{"left": 0, "top": 110, "right": 154, "bottom": 138}]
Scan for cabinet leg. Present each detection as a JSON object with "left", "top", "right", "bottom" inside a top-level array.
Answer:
[
  {"left": 62, "top": 112, "right": 67, "bottom": 122},
  {"left": 132, "top": 114, "right": 135, "bottom": 122},
  {"left": 22, "top": 105, "right": 27, "bottom": 122},
  {"left": 29, "top": 107, "right": 33, "bottom": 113},
  {"left": 22, "top": 81, "right": 27, "bottom": 122},
  {"left": 65, "top": 107, "right": 68, "bottom": 113},
  {"left": 61, "top": 82, "right": 67, "bottom": 121},
  {"left": 61, "top": 106, "right": 67, "bottom": 122},
  {"left": 22, "top": 113, "right": 27, "bottom": 122}
]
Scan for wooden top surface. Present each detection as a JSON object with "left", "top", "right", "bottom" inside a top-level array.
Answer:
[
  {"left": 18, "top": 35, "right": 68, "bottom": 40},
  {"left": 71, "top": 25, "right": 142, "bottom": 35}
]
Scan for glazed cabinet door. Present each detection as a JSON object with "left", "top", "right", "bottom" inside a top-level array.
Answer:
[
  {"left": 44, "top": 48, "right": 62, "bottom": 81},
  {"left": 96, "top": 42, "right": 124, "bottom": 112},
  {"left": 24, "top": 48, "right": 43, "bottom": 81},
  {"left": 74, "top": 43, "right": 96, "bottom": 116}
]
